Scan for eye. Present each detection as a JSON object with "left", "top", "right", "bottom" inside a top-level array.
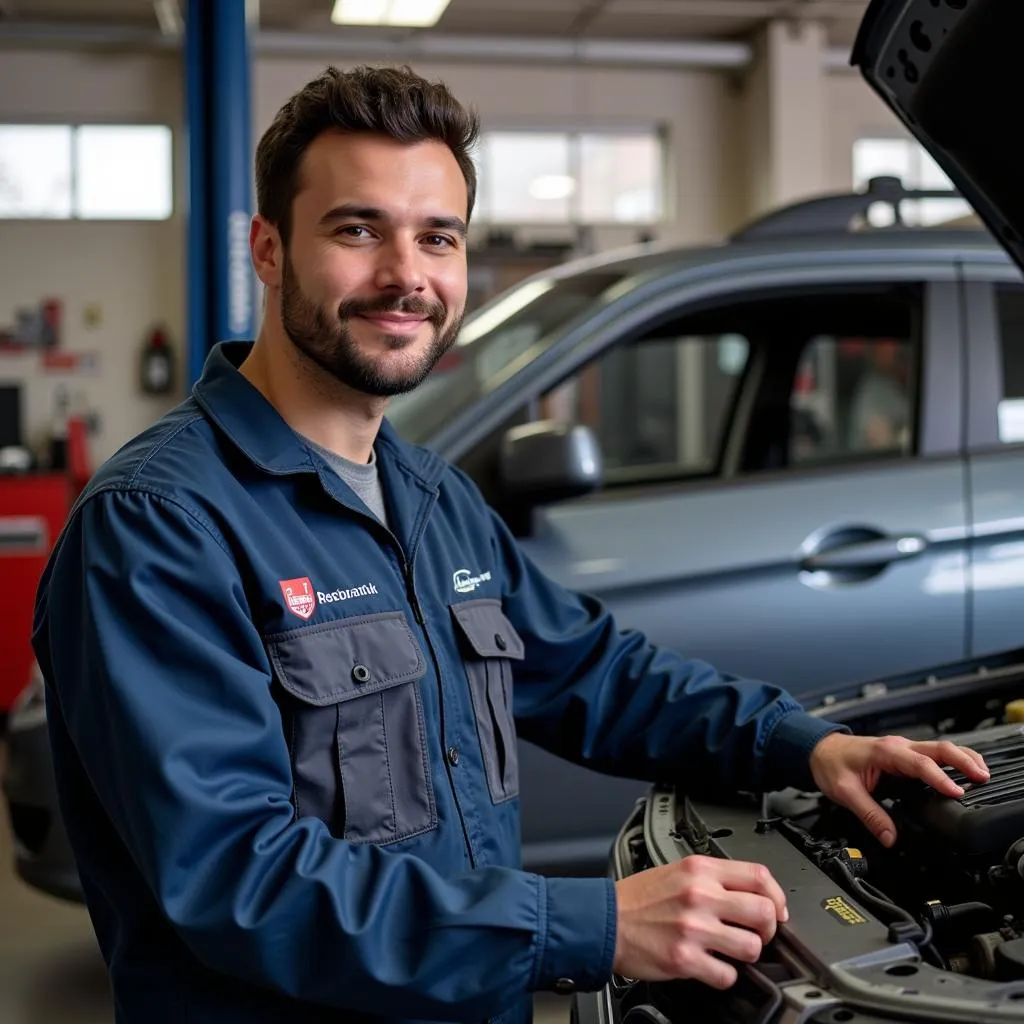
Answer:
[
  {"left": 423, "top": 233, "right": 457, "bottom": 249},
  {"left": 334, "top": 225, "right": 372, "bottom": 239}
]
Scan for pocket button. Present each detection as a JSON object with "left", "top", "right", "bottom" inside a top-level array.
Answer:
[
  {"left": 352, "top": 664, "right": 371, "bottom": 684},
  {"left": 494, "top": 633, "right": 507, "bottom": 652}
]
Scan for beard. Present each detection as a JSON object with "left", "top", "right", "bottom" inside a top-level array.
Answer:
[{"left": 279, "top": 254, "right": 463, "bottom": 398}]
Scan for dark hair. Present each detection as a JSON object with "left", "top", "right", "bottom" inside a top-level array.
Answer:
[{"left": 255, "top": 64, "right": 480, "bottom": 244}]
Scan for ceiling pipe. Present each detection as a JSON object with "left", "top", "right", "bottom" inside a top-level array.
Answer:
[
  {"left": 256, "top": 30, "right": 753, "bottom": 68},
  {"left": 0, "top": 20, "right": 855, "bottom": 71}
]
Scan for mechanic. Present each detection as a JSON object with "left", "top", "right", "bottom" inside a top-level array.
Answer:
[{"left": 31, "top": 65, "right": 991, "bottom": 1024}]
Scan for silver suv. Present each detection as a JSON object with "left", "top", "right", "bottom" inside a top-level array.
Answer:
[{"left": 6, "top": 174, "right": 1024, "bottom": 898}]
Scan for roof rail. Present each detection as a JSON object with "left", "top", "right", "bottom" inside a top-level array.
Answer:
[{"left": 730, "top": 176, "right": 967, "bottom": 243}]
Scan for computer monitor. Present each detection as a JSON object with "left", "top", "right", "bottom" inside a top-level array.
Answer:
[{"left": 0, "top": 385, "right": 23, "bottom": 449}]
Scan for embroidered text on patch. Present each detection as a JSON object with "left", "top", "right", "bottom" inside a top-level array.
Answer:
[
  {"left": 453, "top": 568, "right": 492, "bottom": 594},
  {"left": 318, "top": 582, "right": 380, "bottom": 603}
]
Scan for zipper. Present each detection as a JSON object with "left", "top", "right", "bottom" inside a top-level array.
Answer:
[{"left": 317, "top": 466, "right": 479, "bottom": 868}]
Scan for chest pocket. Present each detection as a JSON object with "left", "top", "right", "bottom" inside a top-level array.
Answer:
[
  {"left": 266, "top": 611, "right": 436, "bottom": 845},
  {"left": 451, "top": 599, "right": 525, "bottom": 804}
]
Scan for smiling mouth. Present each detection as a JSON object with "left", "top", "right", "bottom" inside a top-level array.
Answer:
[{"left": 356, "top": 314, "right": 428, "bottom": 334}]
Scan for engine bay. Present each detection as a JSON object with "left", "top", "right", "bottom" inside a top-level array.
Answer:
[
  {"left": 773, "top": 721, "right": 1024, "bottom": 985},
  {"left": 584, "top": 667, "right": 1024, "bottom": 1024}
]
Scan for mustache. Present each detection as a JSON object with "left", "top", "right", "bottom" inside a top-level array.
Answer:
[{"left": 338, "top": 295, "right": 447, "bottom": 326}]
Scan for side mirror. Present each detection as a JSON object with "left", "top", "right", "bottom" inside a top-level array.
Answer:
[{"left": 498, "top": 420, "right": 603, "bottom": 507}]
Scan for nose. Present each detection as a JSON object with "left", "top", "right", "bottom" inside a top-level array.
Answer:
[{"left": 373, "top": 235, "right": 426, "bottom": 294}]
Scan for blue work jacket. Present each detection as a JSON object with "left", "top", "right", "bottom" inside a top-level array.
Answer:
[{"left": 32, "top": 341, "right": 844, "bottom": 1024}]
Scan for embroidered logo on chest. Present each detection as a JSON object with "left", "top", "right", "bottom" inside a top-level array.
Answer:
[
  {"left": 279, "top": 577, "right": 316, "bottom": 620},
  {"left": 453, "top": 568, "right": 492, "bottom": 594}
]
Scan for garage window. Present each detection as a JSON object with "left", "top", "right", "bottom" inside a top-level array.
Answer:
[
  {"left": 473, "top": 129, "right": 663, "bottom": 225},
  {"left": 852, "top": 137, "right": 972, "bottom": 227},
  {"left": 0, "top": 124, "right": 173, "bottom": 220}
]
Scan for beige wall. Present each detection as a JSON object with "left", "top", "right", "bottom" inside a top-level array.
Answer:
[
  {"left": 0, "top": 45, "right": 905, "bottom": 467},
  {"left": 0, "top": 49, "right": 184, "bottom": 465},
  {"left": 256, "top": 57, "right": 745, "bottom": 250},
  {"left": 825, "top": 70, "right": 911, "bottom": 193}
]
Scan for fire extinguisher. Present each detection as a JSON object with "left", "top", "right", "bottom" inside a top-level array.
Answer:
[{"left": 141, "top": 326, "right": 175, "bottom": 395}]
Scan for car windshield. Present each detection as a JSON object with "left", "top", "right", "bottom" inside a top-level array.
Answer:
[{"left": 386, "top": 269, "right": 626, "bottom": 445}]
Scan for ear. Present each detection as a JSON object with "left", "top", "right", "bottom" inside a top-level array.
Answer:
[{"left": 250, "top": 214, "right": 283, "bottom": 288}]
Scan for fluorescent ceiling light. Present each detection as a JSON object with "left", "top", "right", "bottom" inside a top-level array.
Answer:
[
  {"left": 529, "top": 175, "right": 576, "bottom": 201},
  {"left": 331, "top": 0, "right": 452, "bottom": 27}
]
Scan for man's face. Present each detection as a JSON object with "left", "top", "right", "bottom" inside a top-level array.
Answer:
[{"left": 277, "top": 131, "right": 469, "bottom": 397}]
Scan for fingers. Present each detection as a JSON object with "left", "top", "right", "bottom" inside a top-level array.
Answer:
[
  {"left": 694, "top": 858, "right": 788, "bottom": 922},
  {"left": 672, "top": 945, "right": 738, "bottom": 990},
  {"left": 710, "top": 889, "right": 781, "bottom": 944},
  {"left": 702, "top": 919, "right": 764, "bottom": 965},
  {"left": 880, "top": 742, "right": 964, "bottom": 799},
  {"left": 912, "top": 740, "right": 990, "bottom": 782},
  {"left": 832, "top": 776, "right": 898, "bottom": 847}
]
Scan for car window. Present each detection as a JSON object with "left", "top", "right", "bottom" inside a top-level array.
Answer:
[
  {"left": 994, "top": 285, "right": 1024, "bottom": 443},
  {"left": 539, "top": 333, "right": 750, "bottom": 484},
  {"left": 790, "top": 335, "right": 916, "bottom": 464},
  {"left": 522, "top": 284, "right": 922, "bottom": 488}
]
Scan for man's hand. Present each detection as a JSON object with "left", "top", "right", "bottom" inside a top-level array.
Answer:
[
  {"left": 809, "top": 732, "right": 990, "bottom": 848},
  {"left": 613, "top": 856, "right": 788, "bottom": 989}
]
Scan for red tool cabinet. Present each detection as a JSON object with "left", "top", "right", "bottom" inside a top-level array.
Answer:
[{"left": 0, "top": 474, "right": 71, "bottom": 713}]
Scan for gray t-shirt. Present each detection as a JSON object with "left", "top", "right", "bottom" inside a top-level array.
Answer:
[{"left": 302, "top": 435, "right": 390, "bottom": 529}]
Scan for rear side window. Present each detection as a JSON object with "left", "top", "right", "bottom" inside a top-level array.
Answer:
[
  {"left": 995, "top": 285, "right": 1024, "bottom": 443},
  {"left": 790, "top": 336, "right": 916, "bottom": 466}
]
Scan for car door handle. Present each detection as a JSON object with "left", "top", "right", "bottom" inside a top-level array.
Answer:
[{"left": 801, "top": 534, "right": 928, "bottom": 572}]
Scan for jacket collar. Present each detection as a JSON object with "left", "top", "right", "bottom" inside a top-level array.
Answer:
[{"left": 192, "top": 341, "right": 446, "bottom": 489}]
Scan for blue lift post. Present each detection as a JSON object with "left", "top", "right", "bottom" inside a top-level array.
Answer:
[{"left": 184, "top": 0, "right": 256, "bottom": 387}]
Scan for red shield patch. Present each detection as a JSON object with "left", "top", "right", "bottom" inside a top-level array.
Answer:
[{"left": 279, "top": 577, "right": 316, "bottom": 621}]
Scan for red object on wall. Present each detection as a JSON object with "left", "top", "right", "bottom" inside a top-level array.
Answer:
[
  {"left": 0, "top": 474, "right": 71, "bottom": 713},
  {"left": 66, "top": 416, "right": 93, "bottom": 500}
]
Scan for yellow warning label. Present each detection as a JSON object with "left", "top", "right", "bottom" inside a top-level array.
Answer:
[{"left": 822, "top": 896, "right": 868, "bottom": 926}]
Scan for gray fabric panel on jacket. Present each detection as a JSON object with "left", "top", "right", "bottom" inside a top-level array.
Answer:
[
  {"left": 490, "top": 659, "right": 518, "bottom": 798},
  {"left": 451, "top": 600, "right": 522, "bottom": 804},
  {"left": 290, "top": 703, "right": 344, "bottom": 831},
  {"left": 337, "top": 689, "right": 396, "bottom": 842},
  {"left": 464, "top": 657, "right": 503, "bottom": 802},
  {"left": 381, "top": 683, "right": 436, "bottom": 838},
  {"left": 267, "top": 611, "right": 426, "bottom": 704},
  {"left": 266, "top": 612, "right": 434, "bottom": 842},
  {"left": 449, "top": 599, "right": 525, "bottom": 660}
]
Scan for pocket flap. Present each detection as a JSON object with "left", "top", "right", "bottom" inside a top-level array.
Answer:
[
  {"left": 451, "top": 599, "right": 525, "bottom": 660},
  {"left": 266, "top": 611, "right": 426, "bottom": 705}
]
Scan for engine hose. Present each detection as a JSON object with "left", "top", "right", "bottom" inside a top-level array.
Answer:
[
  {"left": 832, "top": 860, "right": 944, "bottom": 967},
  {"left": 832, "top": 860, "right": 913, "bottom": 925},
  {"left": 925, "top": 901, "right": 997, "bottom": 938},
  {"left": 623, "top": 1006, "right": 672, "bottom": 1024}
]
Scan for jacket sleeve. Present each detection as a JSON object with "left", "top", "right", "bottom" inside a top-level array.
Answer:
[
  {"left": 485, "top": 506, "right": 848, "bottom": 796},
  {"left": 32, "top": 487, "right": 616, "bottom": 1019}
]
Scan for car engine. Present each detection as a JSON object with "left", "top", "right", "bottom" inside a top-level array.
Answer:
[
  {"left": 586, "top": 719, "right": 1024, "bottom": 1024},
  {"left": 777, "top": 721, "right": 1024, "bottom": 982}
]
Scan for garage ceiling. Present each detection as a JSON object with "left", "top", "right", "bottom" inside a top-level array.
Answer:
[{"left": 0, "top": 0, "right": 871, "bottom": 46}]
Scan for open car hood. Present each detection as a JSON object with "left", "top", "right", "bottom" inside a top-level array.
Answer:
[{"left": 852, "top": 0, "right": 1024, "bottom": 274}]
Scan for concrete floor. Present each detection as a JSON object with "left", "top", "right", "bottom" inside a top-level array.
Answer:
[
  {"left": 0, "top": 742, "right": 571, "bottom": 1024},
  {"left": 0, "top": 747, "right": 112, "bottom": 1023}
]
